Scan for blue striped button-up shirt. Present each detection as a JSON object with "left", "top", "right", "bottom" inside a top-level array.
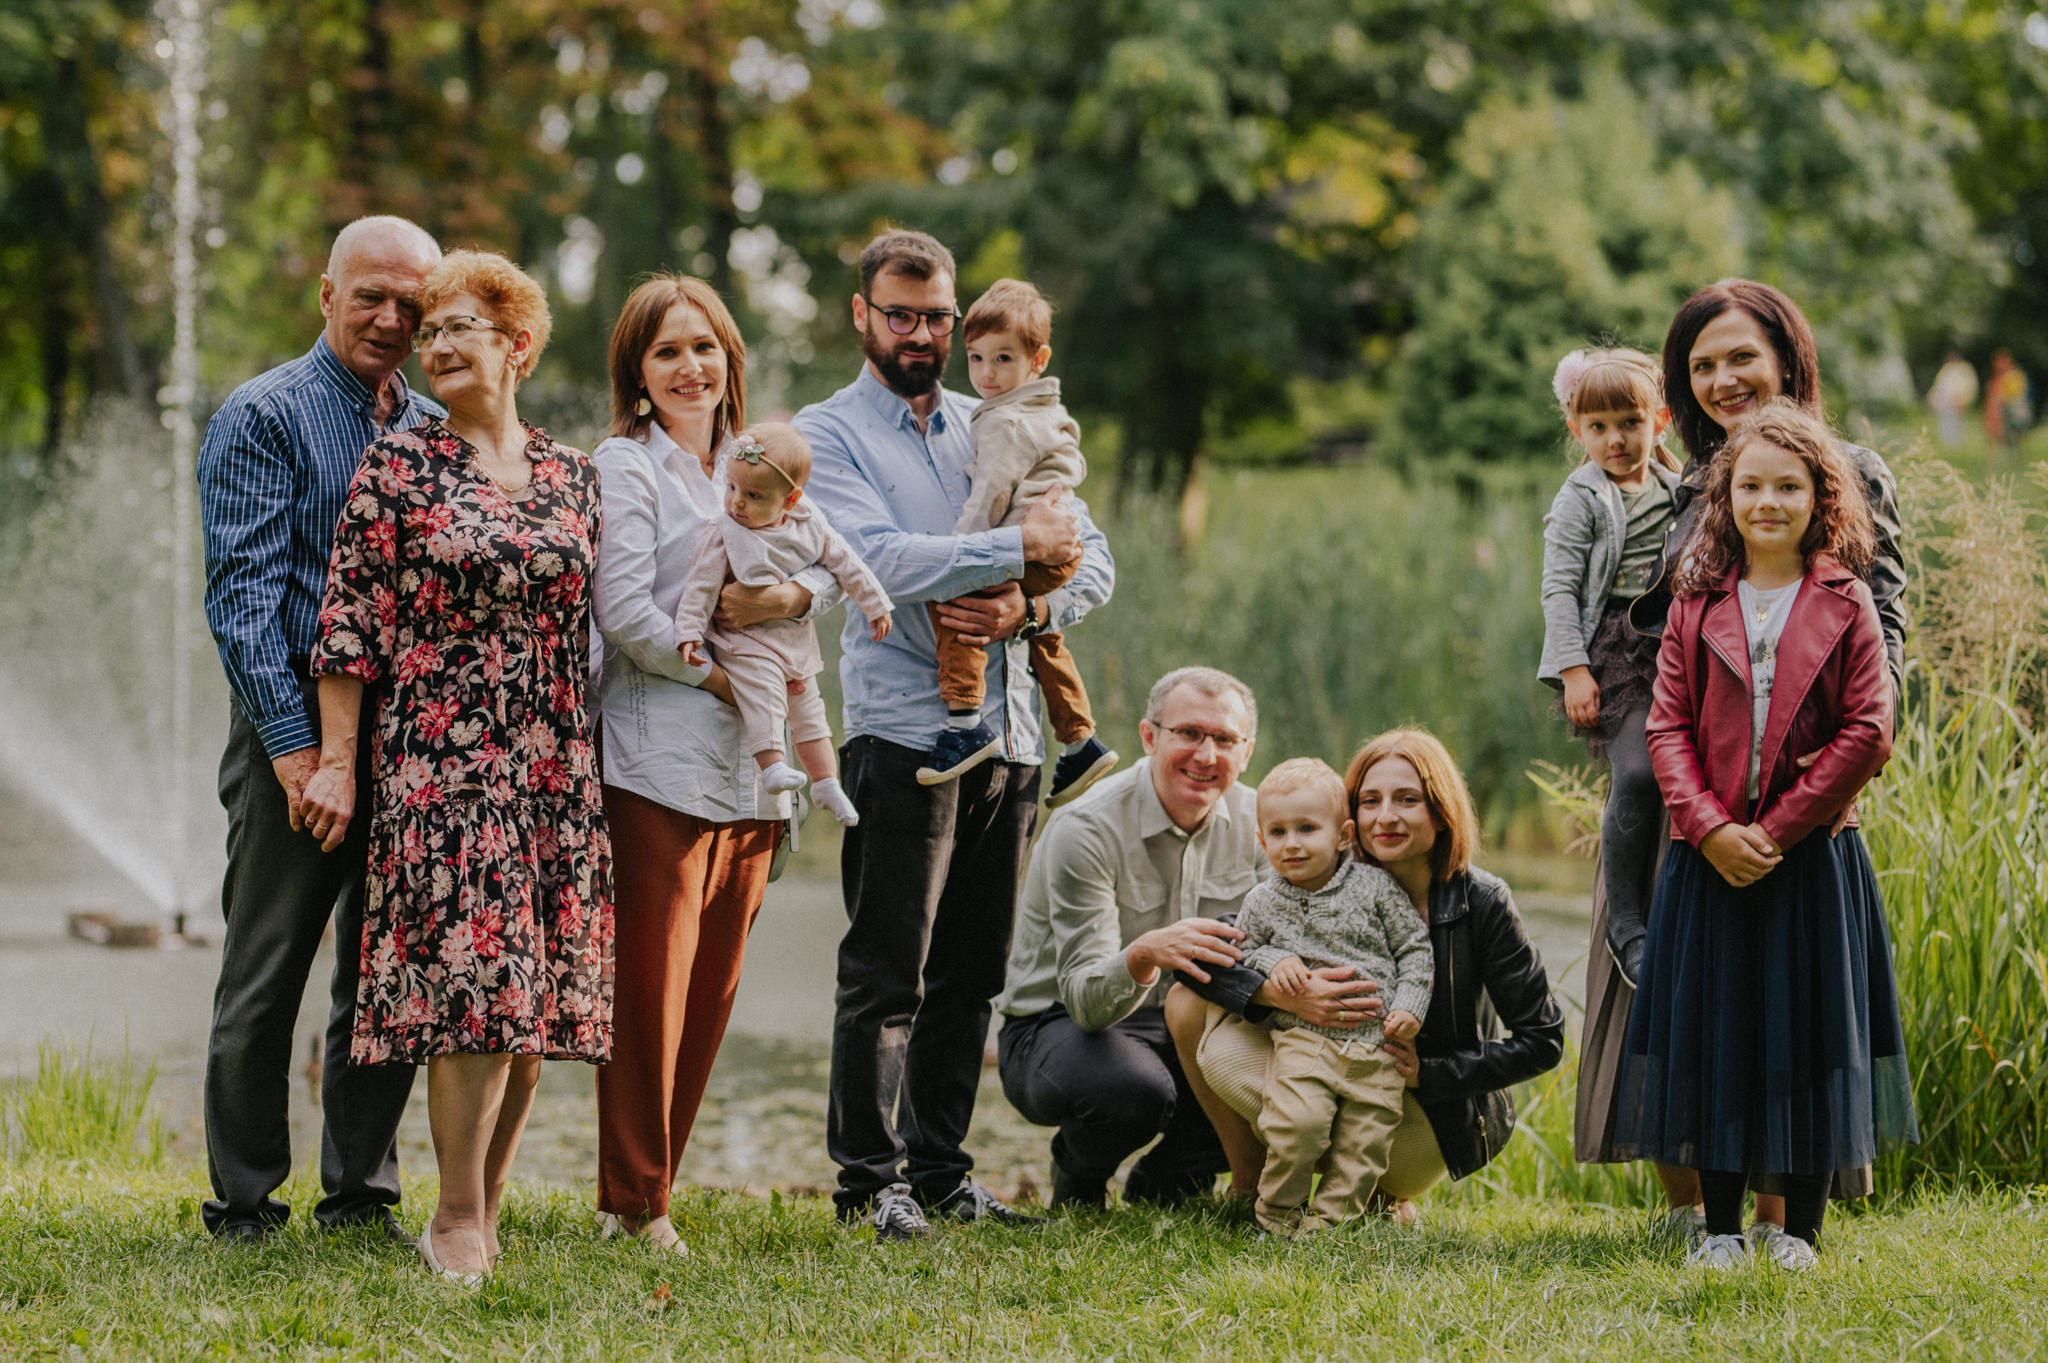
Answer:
[
  {"left": 796, "top": 365, "right": 1114, "bottom": 765},
  {"left": 198, "top": 336, "right": 444, "bottom": 758}
]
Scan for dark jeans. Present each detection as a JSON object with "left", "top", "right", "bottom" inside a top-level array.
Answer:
[
  {"left": 1599, "top": 704, "right": 1661, "bottom": 970},
  {"left": 997, "top": 1004, "right": 1229, "bottom": 1202},
  {"left": 201, "top": 678, "right": 416, "bottom": 1232},
  {"left": 827, "top": 736, "right": 1039, "bottom": 1213}
]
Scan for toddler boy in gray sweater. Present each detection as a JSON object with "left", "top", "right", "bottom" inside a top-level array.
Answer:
[{"left": 1238, "top": 757, "right": 1434, "bottom": 1235}]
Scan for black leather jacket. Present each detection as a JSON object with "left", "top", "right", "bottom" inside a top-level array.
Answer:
[
  {"left": 1631, "top": 442, "right": 1907, "bottom": 699},
  {"left": 1182, "top": 867, "right": 1564, "bottom": 1181}
]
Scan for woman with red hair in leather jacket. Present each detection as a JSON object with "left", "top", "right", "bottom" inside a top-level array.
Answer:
[{"left": 1167, "top": 728, "right": 1564, "bottom": 1221}]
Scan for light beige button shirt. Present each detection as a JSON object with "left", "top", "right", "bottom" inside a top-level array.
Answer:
[{"left": 996, "top": 758, "right": 1263, "bottom": 1032}]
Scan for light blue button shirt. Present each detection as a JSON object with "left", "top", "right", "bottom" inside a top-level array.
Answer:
[{"left": 795, "top": 365, "right": 1114, "bottom": 764}]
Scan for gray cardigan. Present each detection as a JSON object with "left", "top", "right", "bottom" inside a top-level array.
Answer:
[
  {"left": 1237, "top": 856, "right": 1433, "bottom": 1046},
  {"left": 1536, "top": 460, "right": 1682, "bottom": 688}
]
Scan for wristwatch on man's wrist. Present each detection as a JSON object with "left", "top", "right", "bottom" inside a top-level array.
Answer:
[{"left": 1016, "top": 598, "right": 1047, "bottom": 639}]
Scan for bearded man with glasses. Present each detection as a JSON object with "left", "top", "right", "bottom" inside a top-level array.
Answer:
[{"left": 796, "top": 228, "right": 1114, "bottom": 1241}]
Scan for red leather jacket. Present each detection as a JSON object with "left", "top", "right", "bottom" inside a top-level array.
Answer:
[{"left": 1647, "top": 555, "right": 1893, "bottom": 853}]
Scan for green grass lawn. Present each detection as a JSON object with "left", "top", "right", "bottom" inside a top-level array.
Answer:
[{"left": 4, "top": 1163, "right": 2044, "bottom": 1360}]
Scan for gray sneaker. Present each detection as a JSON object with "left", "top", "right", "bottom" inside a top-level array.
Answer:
[
  {"left": 1684, "top": 1232, "right": 1754, "bottom": 1270},
  {"left": 1750, "top": 1222, "right": 1819, "bottom": 1271},
  {"left": 869, "top": 1183, "right": 933, "bottom": 1242}
]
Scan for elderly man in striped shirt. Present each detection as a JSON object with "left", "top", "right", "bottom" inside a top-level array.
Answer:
[{"left": 196, "top": 215, "right": 440, "bottom": 1244}]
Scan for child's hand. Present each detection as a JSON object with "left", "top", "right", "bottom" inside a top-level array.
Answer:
[
  {"left": 1267, "top": 956, "right": 1310, "bottom": 994},
  {"left": 1561, "top": 666, "right": 1601, "bottom": 729},
  {"left": 870, "top": 613, "right": 892, "bottom": 642},
  {"left": 678, "top": 639, "right": 707, "bottom": 667},
  {"left": 1700, "top": 821, "right": 1782, "bottom": 888},
  {"left": 1382, "top": 1009, "right": 1421, "bottom": 1043}
]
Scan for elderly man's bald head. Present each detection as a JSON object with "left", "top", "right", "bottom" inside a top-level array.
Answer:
[
  {"left": 327, "top": 215, "right": 439, "bottom": 281},
  {"left": 319, "top": 216, "right": 441, "bottom": 389}
]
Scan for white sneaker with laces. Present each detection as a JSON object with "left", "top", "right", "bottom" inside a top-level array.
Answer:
[{"left": 1684, "top": 1232, "right": 1754, "bottom": 1270}]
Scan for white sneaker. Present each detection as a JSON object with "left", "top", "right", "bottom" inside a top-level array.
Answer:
[
  {"left": 1750, "top": 1222, "right": 1819, "bottom": 1271},
  {"left": 1684, "top": 1232, "right": 1754, "bottom": 1270}
]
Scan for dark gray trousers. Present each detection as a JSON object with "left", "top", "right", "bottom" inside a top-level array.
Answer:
[{"left": 201, "top": 678, "right": 415, "bottom": 1232}]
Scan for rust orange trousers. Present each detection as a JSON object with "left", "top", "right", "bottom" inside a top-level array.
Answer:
[{"left": 595, "top": 785, "right": 777, "bottom": 1217}]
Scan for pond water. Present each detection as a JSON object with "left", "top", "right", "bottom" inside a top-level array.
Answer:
[{"left": 0, "top": 772, "right": 1593, "bottom": 1201}]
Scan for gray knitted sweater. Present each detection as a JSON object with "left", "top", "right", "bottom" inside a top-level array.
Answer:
[{"left": 1238, "top": 856, "right": 1434, "bottom": 1045}]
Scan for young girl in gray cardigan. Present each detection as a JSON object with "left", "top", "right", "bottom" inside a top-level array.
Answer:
[
  {"left": 1237, "top": 758, "right": 1433, "bottom": 1236},
  {"left": 1536, "top": 347, "right": 1682, "bottom": 990}
]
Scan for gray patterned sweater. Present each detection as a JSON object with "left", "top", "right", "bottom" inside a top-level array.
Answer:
[{"left": 1238, "top": 855, "right": 1434, "bottom": 1045}]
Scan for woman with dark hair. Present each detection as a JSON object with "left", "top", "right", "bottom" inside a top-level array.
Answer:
[
  {"left": 588, "top": 274, "right": 841, "bottom": 1252},
  {"left": 1575, "top": 277, "right": 1906, "bottom": 1246},
  {"left": 1167, "top": 728, "right": 1565, "bottom": 1222}
]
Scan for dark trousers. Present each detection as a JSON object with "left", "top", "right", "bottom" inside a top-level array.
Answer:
[
  {"left": 827, "top": 736, "right": 1039, "bottom": 1212},
  {"left": 201, "top": 679, "right": 416, "bottom": 1232},
  {"left": 997, "top": 1004, "right": 1228, "bottom": 1201},
  {"left": 1599, "top": 704, "right": 1662, "bottom": 963}
]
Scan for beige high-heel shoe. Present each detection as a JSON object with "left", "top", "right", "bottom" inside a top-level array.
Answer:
[{"left": 418, "top": 1222, "right": 487, "bottom": 1287}]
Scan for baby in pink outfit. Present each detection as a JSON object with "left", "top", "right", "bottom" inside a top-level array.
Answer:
[{"left": 674, "top": 422, "right": 894, "bottom": 824}]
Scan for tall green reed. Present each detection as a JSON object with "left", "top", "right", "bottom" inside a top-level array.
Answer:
[
  {"left": 2, "top": 1040, "right": 167, "bottom": 1167},
  {"left": 1867, "top": 664, "right": 2047, "bottom": 1186},
  {"left": 1080, "top": 463, "right": 1577, "bottom": 826}
]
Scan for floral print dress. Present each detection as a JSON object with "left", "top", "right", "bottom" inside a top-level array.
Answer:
[{"left": 313, "top": 420, "right": 613, "bottom": 1065}]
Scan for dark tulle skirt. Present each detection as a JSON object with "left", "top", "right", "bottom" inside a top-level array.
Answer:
[{"left": 1611, "top": 828, "right": 1918, "bottom": 1175}]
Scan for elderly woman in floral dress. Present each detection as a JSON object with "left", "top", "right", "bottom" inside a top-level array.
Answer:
[{"left": 299, "top": 250, "right": 612, "bottom": 1284}]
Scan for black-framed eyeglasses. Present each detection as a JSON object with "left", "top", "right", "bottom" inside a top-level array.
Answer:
[
  {"left": 1152, "top": 723, "right": 1248, "bottom": 755},
  {"left": 411, "top": 315, "right": 509, "bottom": 351},
  {"left": 862, "top": 297, "right": 961, "bottom": 337}
]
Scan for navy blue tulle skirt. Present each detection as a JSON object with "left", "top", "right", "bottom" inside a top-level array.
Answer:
[{"left": 1611, "top": 828, "right": 1918, "bottom": 1175}]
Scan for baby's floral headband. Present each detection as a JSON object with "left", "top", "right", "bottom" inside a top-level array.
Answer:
[{"left": 731, "top": 433, "right": 797, "bottom": 489}]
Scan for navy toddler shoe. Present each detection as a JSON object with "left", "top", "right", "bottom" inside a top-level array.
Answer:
[
  {"left": 917, "top": 720, "right": 1003, "bottom": 785},
  {"left": 1046, "top": 736, "right": 1119, "bottom": 808}
]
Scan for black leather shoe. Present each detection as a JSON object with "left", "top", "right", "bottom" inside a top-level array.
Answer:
[
  {"left": 324, "top": 1207, "right": 416, "bottom": 1250},
  {"left": 1123, "top": 1165, "right": 1214, "bottom": 1208},
  {"left": 922, "top": 1177, "right": 1046, "bottom": 1227},
  {"left": 214, "top": 1221, "right": 272, "bottom": 1245},
  {"left": 1048, "top": 1161, "right": 1108, "bottom": 1212}
]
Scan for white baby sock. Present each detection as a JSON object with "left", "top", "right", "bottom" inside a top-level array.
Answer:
[
  {"left": 760, "top": 761, "right": 808, "bottom": 794},
  {"left": 812, "top": 777, "right": 859, "bottom": 826}
]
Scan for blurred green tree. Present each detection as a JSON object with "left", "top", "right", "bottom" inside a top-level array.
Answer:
[
  {"left": 1388, "top": 70, "right": 1739, "bottom": 469},
  {"left": 0, "top": 0, "right": 155, "bottom": 455}
]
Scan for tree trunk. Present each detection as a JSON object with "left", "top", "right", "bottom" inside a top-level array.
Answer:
[
  {"left": 687, "top": 0, "right": 736, "bottom": 299},
  {"left": 40, "top": 238, "right": 76, "bottom": 458},
  {"left": 46, "top": 55, "right": 146, "bottom": 405}
]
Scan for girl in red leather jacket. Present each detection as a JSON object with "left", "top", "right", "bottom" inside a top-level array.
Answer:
[{"left": 1612, "top": 400, "right": 1917, "bottom": 1272}]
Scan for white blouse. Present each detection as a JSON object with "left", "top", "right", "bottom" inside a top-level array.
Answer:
[{"left": 591, "top": 424, "right": 840, "bottom": 822}]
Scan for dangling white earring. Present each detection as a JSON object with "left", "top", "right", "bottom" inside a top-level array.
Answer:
[{"left": 635, "top": 392, "right": 652, "bottom": 417}]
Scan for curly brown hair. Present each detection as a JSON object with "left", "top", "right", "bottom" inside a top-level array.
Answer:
[{"left": 1674, "top": 398, "right": 1876, "bottom": 596}]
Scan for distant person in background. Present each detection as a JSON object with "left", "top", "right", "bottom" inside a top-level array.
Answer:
[
  {"left": 1926, "top": 351, "right": 1978, "bottom": 449},
  {"left": 299, "top": 251, "right": 611, "bottom": 1284},
  {"left": 1985, "top": 348, "right": 2032, "bottom": 453},
  {"left": 196, "top": 214, "right": 439, "bottom": 1246},
  {"left": 589, "top": 275, "right": 839, "bottom": 1256}
]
